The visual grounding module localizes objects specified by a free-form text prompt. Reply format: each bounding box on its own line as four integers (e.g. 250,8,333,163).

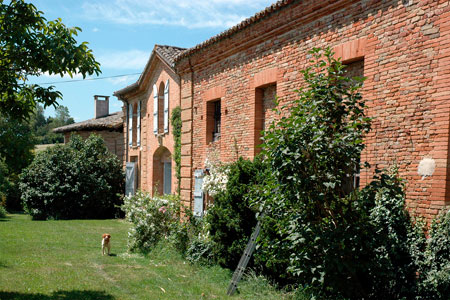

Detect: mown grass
0,214,294,300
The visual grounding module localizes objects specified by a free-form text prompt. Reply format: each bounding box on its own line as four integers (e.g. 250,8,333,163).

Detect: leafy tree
256,48,426,299
55,105,74,124
30,104,74,144
0,114,35,174
258,48,373,297
0,113,35,210
0,0,101,120
31,104,46,130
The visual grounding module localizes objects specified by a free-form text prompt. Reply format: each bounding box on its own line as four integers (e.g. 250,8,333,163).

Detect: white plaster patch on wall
418,157,436,180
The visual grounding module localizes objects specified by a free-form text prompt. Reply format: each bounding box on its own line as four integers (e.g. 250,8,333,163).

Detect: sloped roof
114,45,185,97
155,45,186,67
53,111,123,133
175,0,293,61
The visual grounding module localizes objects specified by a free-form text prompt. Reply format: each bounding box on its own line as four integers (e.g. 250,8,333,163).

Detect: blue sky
29,0,274,122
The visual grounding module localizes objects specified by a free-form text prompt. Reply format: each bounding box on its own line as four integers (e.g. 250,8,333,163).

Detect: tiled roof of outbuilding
175,0,294,62
53,111,123,133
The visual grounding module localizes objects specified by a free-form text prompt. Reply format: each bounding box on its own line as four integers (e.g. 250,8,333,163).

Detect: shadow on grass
0,215,10,222
0,290,115,300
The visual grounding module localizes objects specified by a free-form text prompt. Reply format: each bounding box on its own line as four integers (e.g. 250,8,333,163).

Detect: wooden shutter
193,169,204,217
128,103,133,146
153,84,158,135
125,162,137,196
137,101,141,146
164,79,169,133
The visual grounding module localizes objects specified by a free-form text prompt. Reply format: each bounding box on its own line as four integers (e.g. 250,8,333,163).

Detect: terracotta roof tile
114,45,185,97
155,45,186,67
53,111,123,133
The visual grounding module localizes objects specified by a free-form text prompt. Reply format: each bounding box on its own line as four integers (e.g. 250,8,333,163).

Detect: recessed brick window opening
343,58,364,191
206,99,221,143
255,83,276,152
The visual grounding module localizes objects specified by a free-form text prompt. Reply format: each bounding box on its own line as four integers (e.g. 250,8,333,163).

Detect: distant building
53,95,124,161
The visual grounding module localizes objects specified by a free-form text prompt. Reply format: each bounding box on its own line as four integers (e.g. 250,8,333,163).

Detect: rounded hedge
20,134,124,220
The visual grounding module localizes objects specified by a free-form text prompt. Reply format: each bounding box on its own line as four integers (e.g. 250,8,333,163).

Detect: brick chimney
94,95,109,118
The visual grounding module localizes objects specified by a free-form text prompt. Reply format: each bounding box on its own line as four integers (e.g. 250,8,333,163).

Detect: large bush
20,134,124,220
418,210,450,299
207,157,262,269
256,48,427,299
122,191,181,253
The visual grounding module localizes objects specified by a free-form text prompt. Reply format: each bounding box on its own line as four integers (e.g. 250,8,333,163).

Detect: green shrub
418,210,450,299
207,157,263,269
20,134,124,220
184,215,215,265
122,191,181,253
0,205,7,218
361,169,424,299
0,158,9,207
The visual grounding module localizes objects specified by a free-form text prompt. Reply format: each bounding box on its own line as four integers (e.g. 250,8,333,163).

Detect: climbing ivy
171,106,182,194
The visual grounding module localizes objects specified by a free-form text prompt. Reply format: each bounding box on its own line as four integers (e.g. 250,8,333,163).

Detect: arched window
153,146,172,195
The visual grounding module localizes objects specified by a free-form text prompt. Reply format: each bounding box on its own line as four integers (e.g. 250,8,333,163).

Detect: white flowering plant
202,146,229,197
122,191,180,253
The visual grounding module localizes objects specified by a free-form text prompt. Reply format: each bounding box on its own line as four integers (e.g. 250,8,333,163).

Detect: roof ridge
155,44,187,50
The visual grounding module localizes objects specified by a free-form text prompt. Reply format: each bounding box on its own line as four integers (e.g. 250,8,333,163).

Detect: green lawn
0,214,293,300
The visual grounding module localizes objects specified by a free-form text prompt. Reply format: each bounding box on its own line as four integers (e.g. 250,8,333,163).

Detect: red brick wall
177,0,450,221
121,57,181,196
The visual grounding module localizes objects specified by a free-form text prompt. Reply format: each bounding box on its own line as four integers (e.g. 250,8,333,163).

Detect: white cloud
107,74,139,85
82,0,273,29
92,27,99,32
97,50,149,70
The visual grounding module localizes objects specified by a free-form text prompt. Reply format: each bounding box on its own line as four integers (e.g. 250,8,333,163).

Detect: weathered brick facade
171,0,450,221
115,45,184,195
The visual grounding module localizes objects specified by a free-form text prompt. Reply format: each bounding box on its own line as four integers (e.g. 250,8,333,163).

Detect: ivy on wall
171,106,182,194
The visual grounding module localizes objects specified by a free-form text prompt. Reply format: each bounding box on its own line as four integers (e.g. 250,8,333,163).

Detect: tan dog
102,233,111,256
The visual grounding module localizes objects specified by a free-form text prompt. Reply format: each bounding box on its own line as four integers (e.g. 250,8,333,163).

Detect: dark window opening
213,100,221,142
206,99,221,144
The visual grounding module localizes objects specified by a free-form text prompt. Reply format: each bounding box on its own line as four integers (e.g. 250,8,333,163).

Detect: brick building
54,95,124,161
114,45,185,195
117,0,450,221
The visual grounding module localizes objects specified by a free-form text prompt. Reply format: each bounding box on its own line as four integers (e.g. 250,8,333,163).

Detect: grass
0,214,294,300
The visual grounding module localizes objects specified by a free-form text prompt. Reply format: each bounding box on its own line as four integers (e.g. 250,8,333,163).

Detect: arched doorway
152,146,172,195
